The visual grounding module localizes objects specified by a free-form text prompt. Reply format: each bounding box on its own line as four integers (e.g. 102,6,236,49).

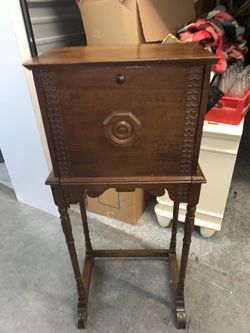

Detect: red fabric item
179,19,226,73
215,11,238,27
178,6,247,74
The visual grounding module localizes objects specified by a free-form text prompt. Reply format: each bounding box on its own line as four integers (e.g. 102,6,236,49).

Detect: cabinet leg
78,301,88,329
176,297,186,329
58,206,88,328
79,200,93,255
176,203,196,329
169,202,179,254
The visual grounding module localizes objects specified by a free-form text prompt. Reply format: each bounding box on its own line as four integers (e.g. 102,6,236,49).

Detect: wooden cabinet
25,43,217,329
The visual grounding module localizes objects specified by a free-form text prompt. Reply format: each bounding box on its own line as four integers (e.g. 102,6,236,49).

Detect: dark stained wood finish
36,64,203,178
169,253,180,292
93,249,169,258
25,44,217,330
191,65,213,174
24,43,217,68
79,200,93,255
170,202,180,253
58,205,86,298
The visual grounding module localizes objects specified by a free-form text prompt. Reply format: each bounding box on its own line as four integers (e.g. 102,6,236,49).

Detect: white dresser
154,120,244,237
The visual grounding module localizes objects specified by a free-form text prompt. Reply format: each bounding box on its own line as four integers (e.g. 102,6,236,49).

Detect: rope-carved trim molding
178,66,203,202
39,70,71,177
180,66,203,176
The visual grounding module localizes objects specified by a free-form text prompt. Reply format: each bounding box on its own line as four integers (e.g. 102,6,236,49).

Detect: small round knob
116,74,125,84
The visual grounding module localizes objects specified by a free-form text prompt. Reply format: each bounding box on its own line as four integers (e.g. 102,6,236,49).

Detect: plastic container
205,89,250,125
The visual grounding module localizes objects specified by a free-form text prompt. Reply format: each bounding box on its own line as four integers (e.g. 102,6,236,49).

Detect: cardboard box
77,0,196,45
77,0,144,45
87,189,151,225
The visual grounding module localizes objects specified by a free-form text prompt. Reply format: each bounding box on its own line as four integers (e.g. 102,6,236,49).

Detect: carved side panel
178,66,203,202
180,66,203,176
39,70,71,177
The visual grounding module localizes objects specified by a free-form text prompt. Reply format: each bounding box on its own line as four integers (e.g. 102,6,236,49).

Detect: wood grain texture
38,64,204,178
30,44,216,181
24,43,218,68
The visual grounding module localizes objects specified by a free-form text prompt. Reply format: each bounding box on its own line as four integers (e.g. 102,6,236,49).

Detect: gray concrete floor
0,146,250,333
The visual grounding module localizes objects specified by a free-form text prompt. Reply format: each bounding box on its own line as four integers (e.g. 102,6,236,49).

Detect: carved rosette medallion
103,112,141,147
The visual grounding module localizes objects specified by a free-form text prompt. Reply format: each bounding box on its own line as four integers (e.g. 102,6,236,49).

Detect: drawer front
40,65,203,178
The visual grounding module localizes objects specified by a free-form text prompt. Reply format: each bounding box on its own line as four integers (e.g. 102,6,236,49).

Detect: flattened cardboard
78,0,144,45
77,0,196,45
137,0,195,42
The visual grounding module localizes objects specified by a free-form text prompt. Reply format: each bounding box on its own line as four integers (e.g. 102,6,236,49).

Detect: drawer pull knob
116,74,125,84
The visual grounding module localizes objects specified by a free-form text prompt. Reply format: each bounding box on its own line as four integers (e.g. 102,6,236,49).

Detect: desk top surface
24,43,218,68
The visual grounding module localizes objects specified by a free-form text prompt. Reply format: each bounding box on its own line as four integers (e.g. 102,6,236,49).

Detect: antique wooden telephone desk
25,44,217,329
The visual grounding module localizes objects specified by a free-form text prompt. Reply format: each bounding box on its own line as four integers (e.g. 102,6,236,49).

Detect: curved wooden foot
176,297,186,329
77,303,87,329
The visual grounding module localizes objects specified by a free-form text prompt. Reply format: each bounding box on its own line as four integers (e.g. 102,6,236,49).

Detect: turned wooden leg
79,200,93,255
58,206,88,328
169,202,179,254
175,203,196,329
79,200,94,328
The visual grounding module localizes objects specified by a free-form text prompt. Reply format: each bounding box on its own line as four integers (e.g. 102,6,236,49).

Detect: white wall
0,2,57,215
